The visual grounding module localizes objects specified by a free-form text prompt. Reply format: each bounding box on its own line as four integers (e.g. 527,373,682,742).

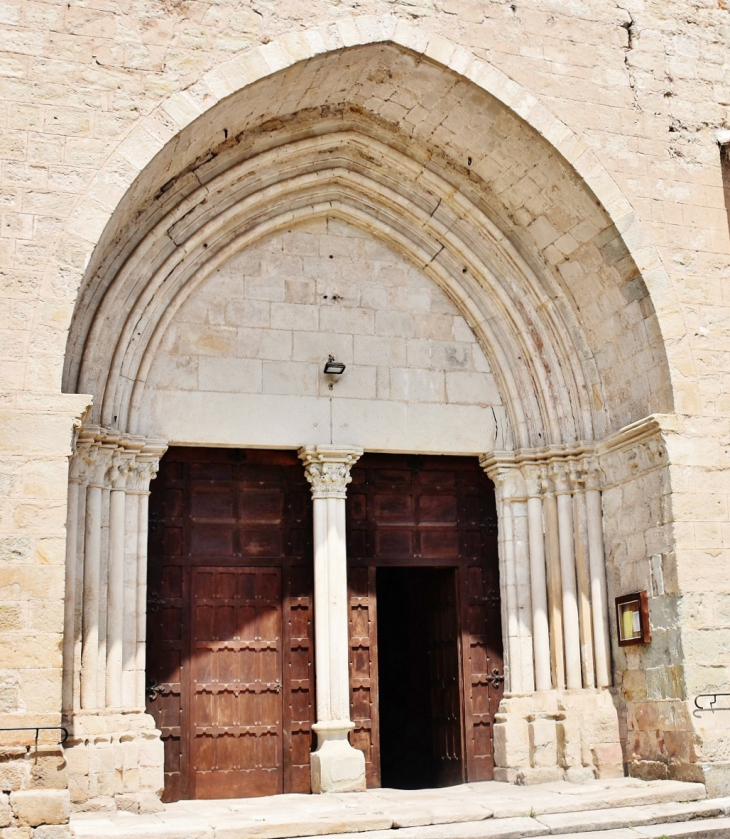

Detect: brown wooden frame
615,590,651,646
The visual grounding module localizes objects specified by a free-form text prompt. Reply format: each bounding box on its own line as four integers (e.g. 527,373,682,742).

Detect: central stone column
299,444,365,794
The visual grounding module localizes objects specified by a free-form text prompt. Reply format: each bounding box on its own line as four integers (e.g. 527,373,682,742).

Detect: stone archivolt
64,46,671,452
70,127,586,448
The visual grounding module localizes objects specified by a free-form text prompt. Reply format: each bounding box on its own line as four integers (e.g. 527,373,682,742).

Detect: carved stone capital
480,453,526,501
70,438,94,484
127,440,167,493
578,458,603,491
72,425,167,491
81,442,117,488
126,460,153,493
298,445,363,499
520,463,544,498
108,450,133,490
549,461,572,494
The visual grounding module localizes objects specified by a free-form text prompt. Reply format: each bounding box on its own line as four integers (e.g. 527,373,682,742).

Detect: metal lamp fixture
323,355,346,375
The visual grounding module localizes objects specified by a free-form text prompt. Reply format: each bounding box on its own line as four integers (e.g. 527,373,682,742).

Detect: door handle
272,681,282,693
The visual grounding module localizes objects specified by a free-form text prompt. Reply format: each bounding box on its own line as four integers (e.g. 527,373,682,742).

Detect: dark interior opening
376,566,463,789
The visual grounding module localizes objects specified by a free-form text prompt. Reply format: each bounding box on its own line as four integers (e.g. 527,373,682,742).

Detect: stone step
68,781,718,839
311,801,730,839
561,816,730,838
70,798,730,839
537,797,730,834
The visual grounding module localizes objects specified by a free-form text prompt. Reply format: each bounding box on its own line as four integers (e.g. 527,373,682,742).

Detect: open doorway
376,566,464,789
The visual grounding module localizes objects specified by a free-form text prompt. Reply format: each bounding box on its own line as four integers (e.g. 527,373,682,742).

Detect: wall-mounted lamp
323,355,346,375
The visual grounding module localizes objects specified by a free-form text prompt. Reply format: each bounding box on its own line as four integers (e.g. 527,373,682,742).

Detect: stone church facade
1,0,730,833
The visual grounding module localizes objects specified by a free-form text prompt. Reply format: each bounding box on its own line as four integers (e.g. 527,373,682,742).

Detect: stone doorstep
536,797,730,833
67,813,730,839
69,781,716,839
564,816,730,838
488,781,708,818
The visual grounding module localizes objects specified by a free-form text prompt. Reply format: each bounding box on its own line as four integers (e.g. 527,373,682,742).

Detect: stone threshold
70,778,723,839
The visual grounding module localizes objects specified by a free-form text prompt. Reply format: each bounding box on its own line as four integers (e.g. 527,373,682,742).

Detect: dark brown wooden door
146,448,314,801
427,569,464,786
347,454,503,787
189,566,283,798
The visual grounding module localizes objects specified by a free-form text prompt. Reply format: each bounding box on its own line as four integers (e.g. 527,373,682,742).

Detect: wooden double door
147,449,503,801
146,449,314,801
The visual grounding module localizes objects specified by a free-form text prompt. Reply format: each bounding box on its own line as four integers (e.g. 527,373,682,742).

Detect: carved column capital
298,445,363,499
109,451,136,490
72,426,167,492
566,458,602,492
583,461,603,491
480,453,525,500
520,463,544,498
81,442,117,488
549,461,572,494
126,442,167,494
70,439,94,484
126,459,157,493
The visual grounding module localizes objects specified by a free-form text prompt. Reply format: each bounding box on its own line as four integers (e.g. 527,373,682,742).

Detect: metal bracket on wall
693,694,730,717
0,726,69,747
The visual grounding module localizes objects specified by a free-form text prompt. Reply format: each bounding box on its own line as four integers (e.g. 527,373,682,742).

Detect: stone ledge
10,789,70,827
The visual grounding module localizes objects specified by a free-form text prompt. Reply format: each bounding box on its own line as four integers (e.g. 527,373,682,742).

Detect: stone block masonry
143,216,506,452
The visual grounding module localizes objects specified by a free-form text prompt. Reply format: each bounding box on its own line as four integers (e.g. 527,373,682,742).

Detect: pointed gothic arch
60,36,677,803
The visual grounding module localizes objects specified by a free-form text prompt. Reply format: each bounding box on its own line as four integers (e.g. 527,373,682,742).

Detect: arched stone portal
61,39,679,808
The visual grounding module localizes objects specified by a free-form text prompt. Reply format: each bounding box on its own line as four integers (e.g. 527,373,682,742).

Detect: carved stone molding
596,416,667,489
72,425,168,492
481,418,667,497
481,446,601,500
298,445,363,499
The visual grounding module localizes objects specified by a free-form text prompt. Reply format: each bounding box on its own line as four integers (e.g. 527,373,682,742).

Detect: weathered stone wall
601,427,687,784
666,416,730,796
0,393,86,835
0,0,728,814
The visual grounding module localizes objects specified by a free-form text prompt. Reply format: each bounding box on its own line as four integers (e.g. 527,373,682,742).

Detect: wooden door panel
460,492,503,781
428,569,464,787
189,525,233,557
374,530,413,557
346,454,502,788
419,529,459,558
190,566,283,799
189,487,235,519
419,494,457,524
283,564,314,792
147,448,314,801
348,566,380,787
372,494,414,523
146,559,185,801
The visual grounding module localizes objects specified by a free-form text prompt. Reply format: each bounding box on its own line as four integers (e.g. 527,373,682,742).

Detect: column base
63,711,164,812
494,689,623,783
311,721,366,794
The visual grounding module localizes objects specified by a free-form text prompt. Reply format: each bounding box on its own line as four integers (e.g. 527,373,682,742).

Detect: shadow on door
376,566,463,789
